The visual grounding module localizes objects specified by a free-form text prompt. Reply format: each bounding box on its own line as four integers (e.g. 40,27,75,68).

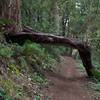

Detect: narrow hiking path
42,56,95,100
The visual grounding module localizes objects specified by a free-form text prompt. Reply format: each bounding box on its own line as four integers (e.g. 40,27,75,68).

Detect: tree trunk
5,31,94,77
51,2,61,35
0,0,22,33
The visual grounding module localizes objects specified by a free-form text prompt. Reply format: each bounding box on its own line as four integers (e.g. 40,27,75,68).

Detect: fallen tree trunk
5,32,94,76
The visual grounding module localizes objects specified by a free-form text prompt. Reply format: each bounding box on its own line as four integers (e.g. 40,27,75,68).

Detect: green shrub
0,43,13,57
23,42,44,56
34,95,41,100
42,54,56,70
93,83,100,92
15,87,25,99
91,69,100,79
22,42,57,70
31,73,48,86
7,62,20,76
0,77,15,95
12,44,24,56
0,90,13,100
19,57,28,69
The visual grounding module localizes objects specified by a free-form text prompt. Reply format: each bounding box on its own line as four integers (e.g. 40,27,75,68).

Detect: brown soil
42,56,95,100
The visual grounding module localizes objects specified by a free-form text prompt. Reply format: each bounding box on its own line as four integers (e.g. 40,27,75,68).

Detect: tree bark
5,31,94,77
0,0,22,33
51,1,61,35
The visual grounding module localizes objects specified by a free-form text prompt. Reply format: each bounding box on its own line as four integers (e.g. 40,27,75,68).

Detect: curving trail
42,57,94,100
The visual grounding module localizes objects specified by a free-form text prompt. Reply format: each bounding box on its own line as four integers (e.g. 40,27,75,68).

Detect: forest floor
42,56,95,100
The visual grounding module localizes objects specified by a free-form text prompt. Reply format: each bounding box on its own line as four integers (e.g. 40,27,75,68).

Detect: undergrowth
0,40,60,99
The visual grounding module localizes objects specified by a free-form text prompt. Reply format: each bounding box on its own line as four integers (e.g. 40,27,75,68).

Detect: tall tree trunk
51,2,61,35
0,0,22,33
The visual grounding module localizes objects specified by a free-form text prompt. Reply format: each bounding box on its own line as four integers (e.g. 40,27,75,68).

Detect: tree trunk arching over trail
0,0,97,77
5,31,94,77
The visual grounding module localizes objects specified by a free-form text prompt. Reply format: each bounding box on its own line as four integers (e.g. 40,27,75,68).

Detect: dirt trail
43,57,94,100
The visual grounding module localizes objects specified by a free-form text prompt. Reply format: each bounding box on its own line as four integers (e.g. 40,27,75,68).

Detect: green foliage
42,54,56,70
0,18,13,25
7,62,20,76
0,41,57,72
12,44,24,56
0,18,14,35
42,45,68,61
15,87,25,99
0,79,24,100
22,42,57,70
0,89,13,100
0,77,15,95
77,60,85,72
23,42,44,56
31,73,48,86
77,60,100,79
34,95,41,100
19,57,28,69
21,0,56,32
93,83,100,92
91,69,100,79
0,43,13,57
34,95,50,100
0,42,57,99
